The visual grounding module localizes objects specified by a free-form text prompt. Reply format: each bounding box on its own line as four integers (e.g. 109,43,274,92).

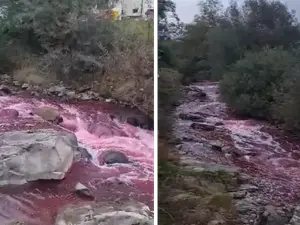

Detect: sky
173,0,300,23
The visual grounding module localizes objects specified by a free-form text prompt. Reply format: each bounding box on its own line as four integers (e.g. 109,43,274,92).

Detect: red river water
0,95,154,224
175,82,300,207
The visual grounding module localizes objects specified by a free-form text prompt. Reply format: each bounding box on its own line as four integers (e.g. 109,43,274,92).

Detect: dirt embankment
0,72,153,130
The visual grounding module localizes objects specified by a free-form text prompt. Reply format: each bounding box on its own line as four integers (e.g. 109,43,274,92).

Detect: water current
0,95,153,224
174,82,300,207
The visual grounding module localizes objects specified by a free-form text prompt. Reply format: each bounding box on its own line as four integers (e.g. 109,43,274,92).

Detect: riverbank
0,82,154,225
159,82,300,225
0,73,153,130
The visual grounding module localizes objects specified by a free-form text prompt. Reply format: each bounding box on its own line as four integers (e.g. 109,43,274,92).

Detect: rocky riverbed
0,75,154,225
171,82,300,225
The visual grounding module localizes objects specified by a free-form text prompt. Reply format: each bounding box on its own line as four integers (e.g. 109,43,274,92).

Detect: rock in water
126,116,154,130
75,182,94,199
54,200,154,225
191,122,215,131
21,83,29,90
178,113,205,122
210,140,223,151
74,147,92,162
0,84,12,94
32,107,63,124
0,129,77,186
101,150,129,165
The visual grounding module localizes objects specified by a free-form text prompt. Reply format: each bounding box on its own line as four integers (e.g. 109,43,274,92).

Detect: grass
115,19,154,42
158,139,240,225
13,67,53,86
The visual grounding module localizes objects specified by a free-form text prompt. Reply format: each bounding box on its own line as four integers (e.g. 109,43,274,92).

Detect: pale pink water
0,95,153,225
175,82,300,206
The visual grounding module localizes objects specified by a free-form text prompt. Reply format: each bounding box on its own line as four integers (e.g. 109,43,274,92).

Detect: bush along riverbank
0,0,154,119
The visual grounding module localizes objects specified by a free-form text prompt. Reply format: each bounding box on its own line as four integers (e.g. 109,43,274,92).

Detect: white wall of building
114,0,155,17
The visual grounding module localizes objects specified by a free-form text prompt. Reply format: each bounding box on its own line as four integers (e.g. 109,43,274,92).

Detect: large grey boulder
55,200,154,225
0,129,77,186
288,205,300,225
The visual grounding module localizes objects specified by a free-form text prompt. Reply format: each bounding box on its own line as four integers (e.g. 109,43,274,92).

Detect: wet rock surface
100,150,130,165
32,107,63,124
75,182,94,199
54,200,154,225
0,79,154,225
0,129,76,185
74,147,92,162
173,82,300,225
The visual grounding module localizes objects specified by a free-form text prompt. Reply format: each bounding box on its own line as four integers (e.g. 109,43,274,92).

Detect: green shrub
272,65,300,132
220,47,297,119
115,19,154,42
158,68,182,137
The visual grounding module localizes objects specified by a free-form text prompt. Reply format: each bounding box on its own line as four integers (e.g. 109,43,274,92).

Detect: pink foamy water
0,95,153,225
175,82,300,206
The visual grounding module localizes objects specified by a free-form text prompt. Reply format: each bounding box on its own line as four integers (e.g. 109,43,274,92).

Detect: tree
220,47,297,119
1,0,113,51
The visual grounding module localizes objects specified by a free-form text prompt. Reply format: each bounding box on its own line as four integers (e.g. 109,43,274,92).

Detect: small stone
48,86,66,95
1,74,10,81
65,91,76,98
215,121,224,126
178,113,205,122
75,182,94,199
100,150,129,165
32,107,63,124
240,184,259,192
13,81,21,87
105,98,112,103
208,219,226,225
238,174,252,184
210,140,223,151
191,122,215,131
80,93,93,101
0,84,11,94
233,191,247,199
31,91,39,97
21,83,29,90
78,85,91,93
74,147,92,162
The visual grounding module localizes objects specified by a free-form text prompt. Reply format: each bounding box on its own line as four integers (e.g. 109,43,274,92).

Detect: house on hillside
110,0,153,19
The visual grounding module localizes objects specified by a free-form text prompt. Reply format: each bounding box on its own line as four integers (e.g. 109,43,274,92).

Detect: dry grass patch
158,140,239,225
13,67,54,86
95,40,153,117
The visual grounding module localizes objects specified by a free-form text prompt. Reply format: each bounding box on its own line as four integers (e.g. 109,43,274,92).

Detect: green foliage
158,68,182,137
0,0,151,74
272,65,300,132
2,0,111,48
116,19,154,42
159,0,300,133
178,0,300,83
220,47,297,119
0,0,154,117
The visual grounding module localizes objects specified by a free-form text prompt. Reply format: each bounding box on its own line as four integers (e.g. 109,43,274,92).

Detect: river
174,82,300,208
0,95,154,224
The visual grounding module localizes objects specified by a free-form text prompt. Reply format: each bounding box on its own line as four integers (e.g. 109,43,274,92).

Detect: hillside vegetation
158,0,300,224
0,0,154,117
159,0,300,132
